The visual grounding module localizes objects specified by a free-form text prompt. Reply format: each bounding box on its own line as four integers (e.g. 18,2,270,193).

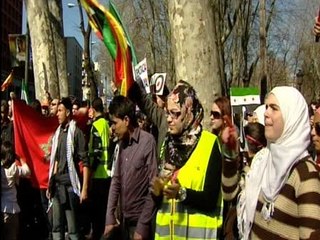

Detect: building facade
1,0,24,99
65,37,83,101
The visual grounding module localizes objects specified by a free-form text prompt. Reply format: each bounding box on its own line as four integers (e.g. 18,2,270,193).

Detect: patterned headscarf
162,80,204,169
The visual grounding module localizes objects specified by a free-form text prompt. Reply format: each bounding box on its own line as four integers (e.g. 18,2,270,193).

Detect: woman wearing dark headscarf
151,80,223,240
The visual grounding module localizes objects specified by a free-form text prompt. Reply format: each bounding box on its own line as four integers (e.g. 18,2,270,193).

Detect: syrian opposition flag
80,0,136,96
1,70,14,92
13,99,59,189
229,87,260,106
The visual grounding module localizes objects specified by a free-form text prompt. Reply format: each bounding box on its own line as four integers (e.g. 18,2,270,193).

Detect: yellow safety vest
89,117,109,179
155,131,223,240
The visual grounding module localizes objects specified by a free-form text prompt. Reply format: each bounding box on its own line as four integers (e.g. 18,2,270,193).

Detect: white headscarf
239,86,310,239
253,104,265,125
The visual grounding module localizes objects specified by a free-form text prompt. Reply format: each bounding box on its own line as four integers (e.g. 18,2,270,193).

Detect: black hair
162,85,170,97
92,97,104,113
244,122,267,154
1,141,15,168
59,97,72,113
30,99,42,114
109,95,138,127
71,98,81,108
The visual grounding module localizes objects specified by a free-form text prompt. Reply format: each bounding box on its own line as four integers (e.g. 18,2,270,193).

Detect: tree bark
168,0,221,129
48,0,68,97
25,0,67,100
77,0,97,101
259,0,267,99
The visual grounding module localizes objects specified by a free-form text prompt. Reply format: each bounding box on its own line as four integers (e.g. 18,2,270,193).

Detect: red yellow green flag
80,0,135,96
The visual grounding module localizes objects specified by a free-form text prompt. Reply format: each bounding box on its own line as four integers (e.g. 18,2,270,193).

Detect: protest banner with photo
8,34,26,67
135,58,150,93
151,73,166,95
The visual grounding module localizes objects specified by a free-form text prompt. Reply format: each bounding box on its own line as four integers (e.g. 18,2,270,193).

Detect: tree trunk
168,0,221,129
25,0,67,100
77,0,97,101
259,0,268,99
48,0,68,97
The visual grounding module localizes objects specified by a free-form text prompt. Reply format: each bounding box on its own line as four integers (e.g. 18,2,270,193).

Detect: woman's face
311,112,320,152
210,103,223,133
264,94,284,142
166,97,187,136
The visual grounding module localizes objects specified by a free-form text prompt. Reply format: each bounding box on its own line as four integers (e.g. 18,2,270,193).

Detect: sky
22,1,99,48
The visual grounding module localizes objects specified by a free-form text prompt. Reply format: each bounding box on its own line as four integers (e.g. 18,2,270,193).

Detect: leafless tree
25,0,68,100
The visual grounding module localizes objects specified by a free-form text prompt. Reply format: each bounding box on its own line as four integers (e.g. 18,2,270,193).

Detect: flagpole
24,22,29,93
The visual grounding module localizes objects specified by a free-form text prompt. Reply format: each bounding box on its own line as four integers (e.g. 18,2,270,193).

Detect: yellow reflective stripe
159,201,223,217
156,225,219,239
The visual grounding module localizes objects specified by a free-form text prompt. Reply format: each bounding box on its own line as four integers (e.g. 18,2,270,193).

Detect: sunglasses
210,111,222,119
313,122,320,135
165,110,181,119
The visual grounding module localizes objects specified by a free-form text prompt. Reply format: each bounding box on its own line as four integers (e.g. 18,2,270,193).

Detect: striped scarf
49,120,81,196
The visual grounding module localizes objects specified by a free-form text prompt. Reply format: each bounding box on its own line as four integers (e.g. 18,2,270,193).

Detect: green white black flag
229,87,260,106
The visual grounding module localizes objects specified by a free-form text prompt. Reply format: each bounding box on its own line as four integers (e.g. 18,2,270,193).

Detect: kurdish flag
80,0,136,96
229,87,260,106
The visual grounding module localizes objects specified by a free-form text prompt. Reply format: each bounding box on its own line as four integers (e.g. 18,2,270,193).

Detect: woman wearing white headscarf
222,86,320,239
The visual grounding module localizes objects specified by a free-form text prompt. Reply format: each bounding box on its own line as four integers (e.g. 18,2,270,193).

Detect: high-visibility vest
155,131,223,240
89,117,109,179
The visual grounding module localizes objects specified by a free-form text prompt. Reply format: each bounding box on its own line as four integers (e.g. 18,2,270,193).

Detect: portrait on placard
8,34,26,67
135,58,150,93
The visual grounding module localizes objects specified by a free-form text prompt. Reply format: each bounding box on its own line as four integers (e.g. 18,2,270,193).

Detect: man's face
264,94,284,143
1,105,7,122
50,99,59,116
72,104,79,115
110,115,129,140
57,104,70,125
311,112,320,152
88,107,94,119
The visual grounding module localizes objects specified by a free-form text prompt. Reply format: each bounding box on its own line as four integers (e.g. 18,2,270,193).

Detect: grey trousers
52,185,80,240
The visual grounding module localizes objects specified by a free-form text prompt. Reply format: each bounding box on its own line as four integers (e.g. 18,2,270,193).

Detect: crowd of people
1,79,320,240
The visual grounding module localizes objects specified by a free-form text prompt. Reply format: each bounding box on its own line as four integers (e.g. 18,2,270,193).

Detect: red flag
13,99,59,189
